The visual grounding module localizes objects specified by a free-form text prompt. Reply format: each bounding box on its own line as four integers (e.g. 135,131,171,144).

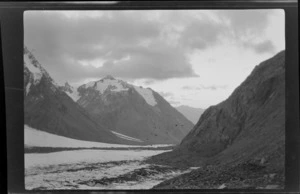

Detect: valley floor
25,149,197,190
25,125,197,190
24,125,284,190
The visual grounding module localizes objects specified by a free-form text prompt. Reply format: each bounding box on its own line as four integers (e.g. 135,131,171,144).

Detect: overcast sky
24,10,285,109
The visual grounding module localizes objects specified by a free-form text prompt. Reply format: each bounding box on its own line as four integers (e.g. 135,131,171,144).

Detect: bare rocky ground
77,164,185,188
148,140,284,189
151,155,284,189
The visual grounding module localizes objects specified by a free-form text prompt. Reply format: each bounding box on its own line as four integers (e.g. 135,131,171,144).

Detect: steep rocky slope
24,47,140,145
74,76,194,144
149,51,285,189
176,105,205,124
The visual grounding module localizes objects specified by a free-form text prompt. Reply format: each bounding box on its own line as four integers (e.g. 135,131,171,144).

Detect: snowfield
133,86,157,106
96,79,129,93
83,77,129,94
111,131,143,143
25,125,173,148
25,149,170,169
65,87,80,102
78,76,158,107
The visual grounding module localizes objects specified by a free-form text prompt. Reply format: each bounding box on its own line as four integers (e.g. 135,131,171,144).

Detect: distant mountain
175,105,205,124
58,82,80,102
69,76,194,144
24,47,141,145
150,51,285,189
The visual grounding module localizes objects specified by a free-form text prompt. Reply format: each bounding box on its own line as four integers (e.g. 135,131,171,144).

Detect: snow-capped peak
24,46,59,95
79,76,158,106
60,82,80,102
24,46,55,84
82,76,129,94
102,75,116,80
61,82,74,93
24,48,43,85
65,82,71,89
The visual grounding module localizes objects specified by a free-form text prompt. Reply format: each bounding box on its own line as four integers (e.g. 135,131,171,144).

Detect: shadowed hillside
149,51,285,189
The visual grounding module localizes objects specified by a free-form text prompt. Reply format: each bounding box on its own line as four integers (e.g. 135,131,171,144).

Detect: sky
24,10,285,109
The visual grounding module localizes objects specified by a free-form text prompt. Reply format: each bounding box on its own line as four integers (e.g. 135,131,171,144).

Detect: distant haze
176,105,205,124
24,10,285,108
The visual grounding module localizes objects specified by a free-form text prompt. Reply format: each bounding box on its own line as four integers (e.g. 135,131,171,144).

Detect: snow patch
65,87,80,101
133,86,157,106
79,77,158,107
95,79,128,93
85,81,96,88
83,79,129,94
26,82,31,95
25,125,173,148
25,125,138,148
111,131,143,143
24,53,42,84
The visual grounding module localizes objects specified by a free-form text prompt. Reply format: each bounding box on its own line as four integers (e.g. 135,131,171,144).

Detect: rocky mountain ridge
74,75,194,144
24,46,193,145
149,50,285,189
24,47,142,145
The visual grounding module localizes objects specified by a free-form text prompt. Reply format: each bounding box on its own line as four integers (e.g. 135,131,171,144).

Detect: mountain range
24,46,194,145
62,75,193,144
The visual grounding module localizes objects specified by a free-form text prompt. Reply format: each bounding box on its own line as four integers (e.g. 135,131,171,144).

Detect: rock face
175,105,205,124
149,51,285,188
58,82,80,102
180,50,285,159
75,76,194,144
24,47,139,145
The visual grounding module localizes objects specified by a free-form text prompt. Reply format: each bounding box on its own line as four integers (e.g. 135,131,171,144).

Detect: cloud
179,19,224,50
243,40,275,54
101,44,199,80
143,79,156,85
24,10,279,85
167,100,181,105
182,86,193,90
158,91,174,98
218,10,272,37
24,11,199,83
182,84,227,91
216,10,277,53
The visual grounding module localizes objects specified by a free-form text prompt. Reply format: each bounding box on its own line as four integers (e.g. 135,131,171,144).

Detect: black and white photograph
23,10,285,190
